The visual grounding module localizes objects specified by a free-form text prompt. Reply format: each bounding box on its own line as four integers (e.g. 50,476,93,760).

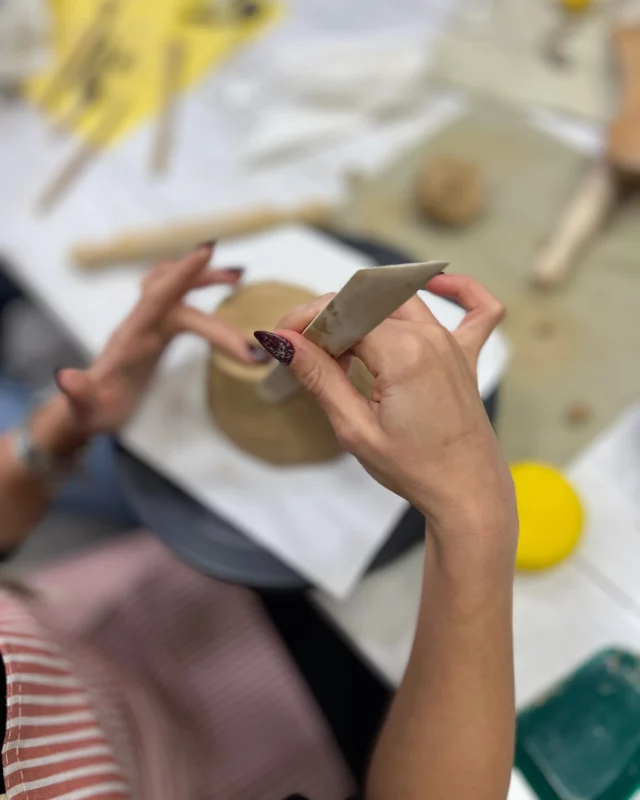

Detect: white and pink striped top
0,534,355,800
0,593,131,800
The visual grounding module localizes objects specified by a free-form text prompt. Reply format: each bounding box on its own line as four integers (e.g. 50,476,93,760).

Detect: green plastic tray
516,649,640,800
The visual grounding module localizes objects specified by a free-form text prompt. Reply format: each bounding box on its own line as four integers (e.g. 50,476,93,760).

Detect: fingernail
225,266,245,277
247,343,271,363
253,331,294,365
196,239,216,251
53,367,65,391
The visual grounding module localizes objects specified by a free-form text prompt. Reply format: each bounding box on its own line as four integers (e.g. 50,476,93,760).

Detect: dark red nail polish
248,343,271,363
253,331,294,365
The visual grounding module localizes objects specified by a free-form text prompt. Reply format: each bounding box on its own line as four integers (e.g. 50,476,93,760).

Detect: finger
349,319,401,377
256,329,376,448
390,292,438,323
275,293,336,333
172,306,268,365
191,267,244,289
146,244,214,302
134,246,215,331
426,274,505,358
54,368,97,419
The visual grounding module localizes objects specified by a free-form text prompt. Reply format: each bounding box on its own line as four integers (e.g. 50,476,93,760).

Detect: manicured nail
196,239,216,251
247,343,271,363
53,367,65,391
224,266,245,277
253,331,294,365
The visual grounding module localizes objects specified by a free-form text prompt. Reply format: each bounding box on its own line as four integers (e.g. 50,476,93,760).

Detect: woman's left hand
54,243,267,436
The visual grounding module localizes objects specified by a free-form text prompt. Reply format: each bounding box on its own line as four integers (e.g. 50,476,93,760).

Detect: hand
54,243,269,437
254,274,517,557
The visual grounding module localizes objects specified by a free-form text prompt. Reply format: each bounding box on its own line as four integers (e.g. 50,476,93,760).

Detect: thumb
54,368,98,421
255,329,374,441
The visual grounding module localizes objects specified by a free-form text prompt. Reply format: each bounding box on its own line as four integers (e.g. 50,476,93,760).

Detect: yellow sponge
511,462,584,570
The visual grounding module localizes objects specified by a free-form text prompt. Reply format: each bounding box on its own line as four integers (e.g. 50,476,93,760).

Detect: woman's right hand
255,274,517,561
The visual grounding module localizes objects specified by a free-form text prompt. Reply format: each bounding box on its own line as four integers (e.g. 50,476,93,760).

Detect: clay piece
207,281,342,465
417,154,486,227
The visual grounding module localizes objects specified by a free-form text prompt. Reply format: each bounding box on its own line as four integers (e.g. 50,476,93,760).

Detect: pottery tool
258,260,447,403
71,201,332,267
38,0,118,111
532,24,640,289
52,36,113,134
150,38,186,174
36,101,127,213
543,0,594,68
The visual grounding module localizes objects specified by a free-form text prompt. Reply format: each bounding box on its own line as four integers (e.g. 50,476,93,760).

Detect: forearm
367,526,516,800
0,395,88,550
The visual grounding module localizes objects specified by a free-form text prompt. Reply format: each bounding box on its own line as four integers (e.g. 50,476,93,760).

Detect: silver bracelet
10,418,81,485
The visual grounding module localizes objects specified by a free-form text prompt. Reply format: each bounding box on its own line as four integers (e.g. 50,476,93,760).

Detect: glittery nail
195,239,216,251
247,343,271,363
253,331,294,365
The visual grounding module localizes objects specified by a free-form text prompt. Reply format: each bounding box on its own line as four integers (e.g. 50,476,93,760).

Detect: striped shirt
0,534,354,800
0,595,131,799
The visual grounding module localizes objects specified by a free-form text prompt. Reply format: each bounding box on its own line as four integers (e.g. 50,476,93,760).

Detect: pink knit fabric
13,533,355,800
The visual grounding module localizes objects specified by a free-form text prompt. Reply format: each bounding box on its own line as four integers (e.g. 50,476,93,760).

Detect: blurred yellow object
560,0,593,13
27,0,283,147
511,462,584,570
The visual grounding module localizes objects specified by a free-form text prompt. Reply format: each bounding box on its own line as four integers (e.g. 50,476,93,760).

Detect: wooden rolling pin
532,25,640,288
532,163,617,289
71,201,333,268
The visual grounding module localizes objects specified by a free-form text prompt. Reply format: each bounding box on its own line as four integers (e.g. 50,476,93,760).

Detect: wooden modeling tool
258,261,447,403
52,38,112,134
71,201,332,268
39,0,118,112
150,39,186,175
37,102,127,213
532,24,640,289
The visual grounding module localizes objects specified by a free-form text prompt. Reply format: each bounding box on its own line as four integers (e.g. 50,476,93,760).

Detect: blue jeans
0,375,137,529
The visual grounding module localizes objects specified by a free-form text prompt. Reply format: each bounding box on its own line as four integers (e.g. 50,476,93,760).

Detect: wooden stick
39,0,117,111
71,202,333,268
150,39,186,175
531,163,617,289
36,102,127,213
52,38,111,135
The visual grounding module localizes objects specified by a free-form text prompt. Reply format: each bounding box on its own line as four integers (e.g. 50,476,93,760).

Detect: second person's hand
54,243,269,438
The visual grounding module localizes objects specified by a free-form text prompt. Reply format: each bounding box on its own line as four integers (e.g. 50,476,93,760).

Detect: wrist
29,394,91,459
426,514,518,583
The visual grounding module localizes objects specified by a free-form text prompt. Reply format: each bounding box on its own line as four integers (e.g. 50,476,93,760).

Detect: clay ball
417,155,486,227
